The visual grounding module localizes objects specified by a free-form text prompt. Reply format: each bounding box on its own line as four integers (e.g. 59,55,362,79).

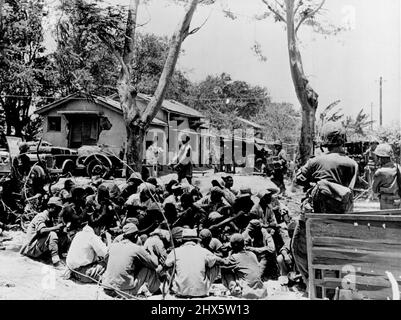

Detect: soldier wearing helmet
20,197,65,267
12,142,31,179
292,121,358,284
269,140,288,195
363,138,380,189
372,144,401,210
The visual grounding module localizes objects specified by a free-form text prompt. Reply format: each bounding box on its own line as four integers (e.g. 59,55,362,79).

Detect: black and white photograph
0,0,401,307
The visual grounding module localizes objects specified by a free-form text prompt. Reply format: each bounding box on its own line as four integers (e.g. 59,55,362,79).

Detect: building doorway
68,116,99,148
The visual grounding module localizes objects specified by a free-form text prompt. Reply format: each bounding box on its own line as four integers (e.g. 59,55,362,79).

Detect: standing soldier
12,142,31,180
169,134,193,185
363,139,380,188
372,144,401,210
271,141,288,195
293,122,358,286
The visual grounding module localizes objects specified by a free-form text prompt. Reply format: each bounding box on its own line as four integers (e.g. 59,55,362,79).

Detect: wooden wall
306,212,401,300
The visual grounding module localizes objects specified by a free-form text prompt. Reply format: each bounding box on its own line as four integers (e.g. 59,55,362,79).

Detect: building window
48,116,61,131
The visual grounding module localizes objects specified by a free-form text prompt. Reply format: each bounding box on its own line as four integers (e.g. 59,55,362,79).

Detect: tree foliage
187,73,270,130
0,0,51,136
256,0,345,164
54,0,122,96
54,1,195,101
254,102,301,144
317,101,375,142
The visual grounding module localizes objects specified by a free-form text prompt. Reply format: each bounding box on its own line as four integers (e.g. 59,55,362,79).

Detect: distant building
35,92,209,165
36,92,271,170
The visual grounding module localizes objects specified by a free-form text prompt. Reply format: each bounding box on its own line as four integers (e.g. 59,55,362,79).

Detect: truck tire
87,157,112,179
62,159,76,175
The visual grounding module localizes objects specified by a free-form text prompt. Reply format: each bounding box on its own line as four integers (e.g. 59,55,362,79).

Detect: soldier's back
302,152,358,187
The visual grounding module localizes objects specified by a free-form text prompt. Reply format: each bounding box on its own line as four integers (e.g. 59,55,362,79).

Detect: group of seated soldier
19,171,300,299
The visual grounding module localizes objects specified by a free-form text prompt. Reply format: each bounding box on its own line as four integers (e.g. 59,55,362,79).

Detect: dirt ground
0,172,378,300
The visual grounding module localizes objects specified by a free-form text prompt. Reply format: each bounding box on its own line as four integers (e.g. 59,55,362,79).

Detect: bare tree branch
295,0,326,34
274,0,285,11
186,8,212,38
294,0,303,16
262,0,286,23
136,5,151,28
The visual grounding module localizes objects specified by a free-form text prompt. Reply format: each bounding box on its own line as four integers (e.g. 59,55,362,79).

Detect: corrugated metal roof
36,92,205,119
100,93,204,118
136,93,204,118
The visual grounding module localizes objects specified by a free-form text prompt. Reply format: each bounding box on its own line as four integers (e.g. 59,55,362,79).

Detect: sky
44,0,401,127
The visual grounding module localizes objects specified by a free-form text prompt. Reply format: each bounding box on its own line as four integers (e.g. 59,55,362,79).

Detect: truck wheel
87,158,111,179
62,159,76,175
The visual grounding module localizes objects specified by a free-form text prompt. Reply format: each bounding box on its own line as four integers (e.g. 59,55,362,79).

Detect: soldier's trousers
104,267,161,298
291,219,308,283
20,231,59,261
272,171,286,194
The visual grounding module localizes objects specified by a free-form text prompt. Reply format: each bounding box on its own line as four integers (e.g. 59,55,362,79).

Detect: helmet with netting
320,122,347,147
374,143,393,158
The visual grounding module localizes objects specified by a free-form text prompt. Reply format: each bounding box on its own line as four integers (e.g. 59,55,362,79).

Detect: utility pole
379,76,383,126
370,102,373,131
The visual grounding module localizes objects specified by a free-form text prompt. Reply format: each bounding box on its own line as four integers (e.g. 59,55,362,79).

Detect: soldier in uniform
363,139,380,188
169,134,193,185
372,143,401,210
270,141,288,195
292,122,358,285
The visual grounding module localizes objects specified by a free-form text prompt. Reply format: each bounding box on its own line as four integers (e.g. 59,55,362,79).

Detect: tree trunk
125,120,145,173
119,0,199,175
141,0,199,124
285,0,319,165
117,0,141,173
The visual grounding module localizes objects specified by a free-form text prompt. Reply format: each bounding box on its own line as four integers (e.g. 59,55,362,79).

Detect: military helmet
374,143,393,158
273,140,283,147
19,142,29,153
320,122,347,147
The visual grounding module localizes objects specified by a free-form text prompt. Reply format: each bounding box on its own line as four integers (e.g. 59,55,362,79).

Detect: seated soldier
65,218,110,283
250,187,280,227
12,142,31,178
163,183,183,208
190,186,203,202
196,186,231,216
124,183,161,228
108,183,125,208
146,177,164,202
59,179,75,203
164,229,227,298
20,197,65,267
242,219,279,281
221,176,239,196
211,178,236,206
199,228,223,257
143,228,170,266
232,187,256,231
120,172,142,201
163,179,178,199
27,164,47,197
102,223,161,298
174,192,207,230
85,184,117,230
221,233,265,298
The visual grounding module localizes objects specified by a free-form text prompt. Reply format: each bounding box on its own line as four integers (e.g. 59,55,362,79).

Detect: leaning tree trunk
119,0,199,175
285,0,319,165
